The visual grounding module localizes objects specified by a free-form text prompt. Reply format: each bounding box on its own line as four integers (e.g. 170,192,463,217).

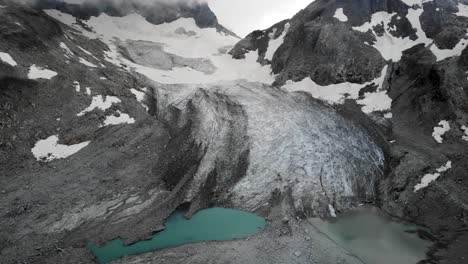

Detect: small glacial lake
309,206,433,264
88,207,267,264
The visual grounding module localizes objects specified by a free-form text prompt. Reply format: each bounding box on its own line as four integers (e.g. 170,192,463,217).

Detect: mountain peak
29,0,239,37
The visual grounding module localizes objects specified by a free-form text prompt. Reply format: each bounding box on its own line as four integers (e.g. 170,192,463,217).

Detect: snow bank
455,3,468,17
430,36,468,61
283,65,390,113
264,23,290,61
31,135,90,162
333,8,348,22
432,120,450,143
60,42,73,57
130,88,149,111
328,204,337,217
101,110,135,127
77,95,121,116
414,161,452,192
0,52,17,66
27,65,57,80
79,57,98,68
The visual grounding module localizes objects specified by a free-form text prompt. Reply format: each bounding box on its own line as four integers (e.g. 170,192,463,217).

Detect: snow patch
77,95,121,116
31,135,90,162
130,88,149,111
60,42,73,57
85,87,92,95
283,65,390,113
46,11,275,84
430,37,468,61
79,57,98,68
357,89,392,113
352,9,431,61
101,110,135,127
264,23,290,61
0,52,17,66
384,112,393,119
461,125,468,141
333,8,348,22
73,81,81,92
455,3,468,18
27,65,57,80
414,161,452,192
328,204,337,218
432,120,450,143
78,46,101,62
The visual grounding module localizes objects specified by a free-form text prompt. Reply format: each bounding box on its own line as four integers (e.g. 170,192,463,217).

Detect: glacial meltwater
309,206,432,264
88,207,267,264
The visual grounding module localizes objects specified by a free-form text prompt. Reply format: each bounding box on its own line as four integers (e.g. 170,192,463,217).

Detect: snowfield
44,10,275,84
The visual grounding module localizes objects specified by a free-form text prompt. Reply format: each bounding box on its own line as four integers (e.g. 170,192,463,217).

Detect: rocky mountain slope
231,0,468,262
0,0,467,263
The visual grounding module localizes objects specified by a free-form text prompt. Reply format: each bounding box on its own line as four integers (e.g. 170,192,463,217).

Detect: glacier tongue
152,80,385,215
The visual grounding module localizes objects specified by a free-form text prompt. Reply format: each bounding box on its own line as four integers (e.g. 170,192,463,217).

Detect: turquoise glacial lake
88,207,267,264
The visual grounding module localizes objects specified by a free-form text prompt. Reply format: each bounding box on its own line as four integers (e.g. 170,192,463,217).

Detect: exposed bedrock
379,44,468,263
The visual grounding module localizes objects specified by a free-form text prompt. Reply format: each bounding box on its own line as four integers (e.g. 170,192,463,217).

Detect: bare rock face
230,0,468,263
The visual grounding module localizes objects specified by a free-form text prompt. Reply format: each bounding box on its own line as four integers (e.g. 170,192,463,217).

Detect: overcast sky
206,0,313,37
